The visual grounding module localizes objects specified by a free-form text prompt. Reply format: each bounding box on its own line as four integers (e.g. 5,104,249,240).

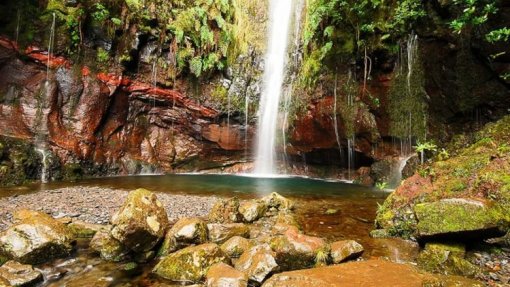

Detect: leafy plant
376,182,388,190
415,141,438,164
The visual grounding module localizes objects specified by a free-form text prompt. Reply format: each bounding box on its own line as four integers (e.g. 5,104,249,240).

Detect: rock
153,243,230,283
269,226,329,270
90,229,130,262
0,210,74,264
208,197,242,223
0,261,42,287
159,218,208,256
0,277,10,287
261,193,293,211
414,199,506,240
234,244,278,283
417,242,479,277
239,200,266,223
67,220,108,238
110,189,169,253
220,236,252,259
273,212,301,233
206,262,248,287
207,224,250,244
369,229,390,238
261,259,483,287
330,240,364,264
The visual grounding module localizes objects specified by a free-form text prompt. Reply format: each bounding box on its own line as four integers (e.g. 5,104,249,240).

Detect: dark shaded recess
289,148,374,169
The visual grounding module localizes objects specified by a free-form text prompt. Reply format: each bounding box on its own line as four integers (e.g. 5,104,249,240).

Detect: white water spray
254,0,293,175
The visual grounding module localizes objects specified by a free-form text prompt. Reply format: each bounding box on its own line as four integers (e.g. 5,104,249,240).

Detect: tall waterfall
253,0,293,175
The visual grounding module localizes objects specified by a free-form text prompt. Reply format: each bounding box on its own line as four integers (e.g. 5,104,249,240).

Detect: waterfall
253,0,293,175
333,71,342,161
36,149,49,183
406,32,418,94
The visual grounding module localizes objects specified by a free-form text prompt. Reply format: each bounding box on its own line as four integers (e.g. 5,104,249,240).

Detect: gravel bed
0,187,218,230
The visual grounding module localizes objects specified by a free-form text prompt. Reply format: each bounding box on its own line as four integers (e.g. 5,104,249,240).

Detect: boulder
234,244,278,284
0,210,74,264
414,199,506,240
0,261,42,287
153,243,230,283
330,240,364,264
273,212,301,233
239,200,266,223
417,242,479,277
159,218,208,256
208,197,242,223
90,229,130,262
269,227,328,270
207,224,250,244
261,193,293,211
110,189,169,253
206,262,248,287
66,220,108,239
220,236,252,259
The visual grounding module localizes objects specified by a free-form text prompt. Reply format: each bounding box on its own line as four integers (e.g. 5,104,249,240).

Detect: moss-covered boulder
330,240,364,264
90,229,130,262
417,242,479,278
66,220,108,239
111,189,169,253
206,262,248,287
239,200,267,223
261,193,294,212
159,218,208,256
220,236,252,259
208,197,243,224
207,224,250,244
0,261,42,287
153,243,230,283
0,210,74,265
269,226,329,270
414,199,507,240
234,244,278,284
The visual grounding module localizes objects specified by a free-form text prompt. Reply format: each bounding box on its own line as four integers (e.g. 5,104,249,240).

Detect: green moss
418,242,479,277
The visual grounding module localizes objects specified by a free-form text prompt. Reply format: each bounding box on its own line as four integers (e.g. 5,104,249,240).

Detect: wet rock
208,197,242,224
90,229,130,262
414,199,506,240
111,189,169,253
66,220,108,238
269,226,328,270
234,244,278,284
207,224,250,244
0,261,42,287
0,210,74,265
417,242,479,277
330,240,364,263
206,262,248,287
159,218,208,256
220,236,252,259
239,200,266,223
153,243,230,283
261,193,293,211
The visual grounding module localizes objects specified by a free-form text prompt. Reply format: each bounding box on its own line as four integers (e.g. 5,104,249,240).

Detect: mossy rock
208,197,242,224
414,199,508,240
220,236,252,259
67,221,107,239
159,217,208,256
153,243,230,283
90,229,130,262
417,242,479,278
207,223,250,244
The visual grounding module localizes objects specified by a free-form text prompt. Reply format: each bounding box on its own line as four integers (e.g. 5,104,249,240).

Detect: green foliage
486,27,510,43
92,3,110,22
96,47,109,64
415,141,437,153
376,181,388,190
449,0,498,33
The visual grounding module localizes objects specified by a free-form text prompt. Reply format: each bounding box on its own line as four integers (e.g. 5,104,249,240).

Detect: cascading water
253,0,293,175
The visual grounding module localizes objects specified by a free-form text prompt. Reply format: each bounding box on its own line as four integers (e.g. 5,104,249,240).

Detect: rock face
153,243,230,283
0,261,42,287
208,198,242,224
330,240,364,264
261,259,483,287
414,199,505,240
234,244,278,283
159,218,208,256
110,189,169,252
0,210,74,264
207,224,250,244
206,263,248,287
90,230,130,262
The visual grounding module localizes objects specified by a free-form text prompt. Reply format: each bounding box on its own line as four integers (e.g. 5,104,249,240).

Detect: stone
67,220,108,238
414,199,506,240
220,236,252,259
111,189,169,253
159,218,208,256
153,243,230,283
0,210,74,265
206,262,248,287
90,229,130,262
234,244,278,284
417,242,479,277
369,229,390,238
261,259,483,287
269,226,329,270
261,193,293,211
330,240,364,264
273,212,301,233
0,261,42,287
207,224,250,244
239,200,266,223
0,277,10,287
208,197,242,223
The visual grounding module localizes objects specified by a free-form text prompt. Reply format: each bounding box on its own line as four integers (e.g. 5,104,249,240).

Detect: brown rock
234,244,278,283
330,240,364,263
159,218,208,256
220,236,252,259
0,261,42,287
206,262,248,287
208,197,242,224
207,224,250,244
